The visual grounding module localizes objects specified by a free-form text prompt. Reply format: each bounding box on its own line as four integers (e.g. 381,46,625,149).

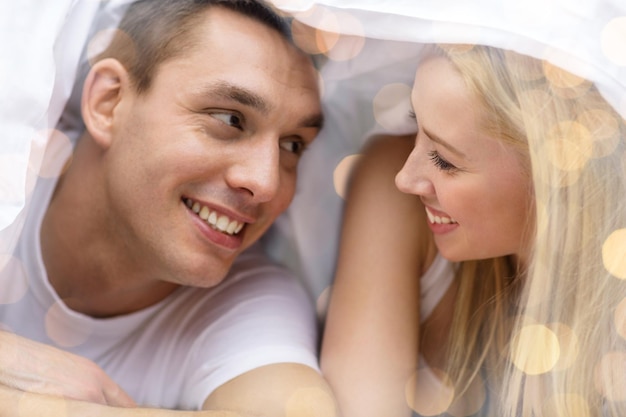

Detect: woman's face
395,55,533,263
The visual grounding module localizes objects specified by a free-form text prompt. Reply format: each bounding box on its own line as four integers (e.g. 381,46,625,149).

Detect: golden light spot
594,351,626,402
543,61,591,99
291,20,339,55
602,228,626,279
542,393,590,417
447,373,486,417
319,12,365,62
45,300,92,348
576,109,620,158
333,154,362,199
547,322,579,371
87,28,129,66
316,286,331,322
601,17,626,66
372,83,413,131
405,368,455,416
285,387,338,417
0,254,28,305
614,297,626,340
511,324,560,375
543,121,593,172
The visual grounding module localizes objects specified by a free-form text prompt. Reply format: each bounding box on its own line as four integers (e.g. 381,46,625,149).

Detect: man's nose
225,136,281,203
395,146,435,197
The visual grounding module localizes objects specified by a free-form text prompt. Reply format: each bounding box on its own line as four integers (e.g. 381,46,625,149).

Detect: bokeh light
323,12,365,62
291,19,339,55
576,109,621,158
0,254,28,305
289,6,365,61
333,154,362,199
543,121,593,173
285,387,338,417
405,368,455,416
511,324,560,375
602,228,626,279
543,61,591,99
45,300,92,348
594,351,626,402
601,17,626,66
372,83,413,131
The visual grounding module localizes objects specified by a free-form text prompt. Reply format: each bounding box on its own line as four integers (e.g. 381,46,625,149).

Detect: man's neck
39,134,178,318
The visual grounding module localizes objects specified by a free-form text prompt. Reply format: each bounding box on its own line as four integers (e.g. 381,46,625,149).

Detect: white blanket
1,0,624,305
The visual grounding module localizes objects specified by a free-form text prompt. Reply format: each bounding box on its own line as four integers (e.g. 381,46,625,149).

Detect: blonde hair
434,45,626,416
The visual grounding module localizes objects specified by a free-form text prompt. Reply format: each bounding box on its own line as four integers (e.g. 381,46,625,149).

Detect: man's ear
81,58,131,149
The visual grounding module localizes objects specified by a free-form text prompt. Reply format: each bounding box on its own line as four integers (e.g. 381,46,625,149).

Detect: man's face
103,7,322,287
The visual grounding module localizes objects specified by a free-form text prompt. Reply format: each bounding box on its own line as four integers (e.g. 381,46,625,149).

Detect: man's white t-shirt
0,172,320,410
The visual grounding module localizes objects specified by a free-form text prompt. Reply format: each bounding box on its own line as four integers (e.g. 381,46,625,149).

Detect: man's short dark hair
98,0,292,93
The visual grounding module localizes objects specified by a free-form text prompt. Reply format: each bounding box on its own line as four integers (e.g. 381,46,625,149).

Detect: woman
321,44,626,416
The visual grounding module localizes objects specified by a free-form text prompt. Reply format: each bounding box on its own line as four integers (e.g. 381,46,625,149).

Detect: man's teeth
425,207,457,225
184,198,245,235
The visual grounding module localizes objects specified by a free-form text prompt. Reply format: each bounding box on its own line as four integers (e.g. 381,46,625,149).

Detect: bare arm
0,330,135,406
203,363,339,416
0,385,240,417
0,363,337,417
321,135,433,417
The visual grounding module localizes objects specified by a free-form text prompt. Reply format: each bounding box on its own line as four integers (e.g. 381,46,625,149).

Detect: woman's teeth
425,207,457,225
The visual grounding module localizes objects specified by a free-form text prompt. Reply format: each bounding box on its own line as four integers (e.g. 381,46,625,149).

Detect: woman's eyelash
428,150,456,171
408,110,416,120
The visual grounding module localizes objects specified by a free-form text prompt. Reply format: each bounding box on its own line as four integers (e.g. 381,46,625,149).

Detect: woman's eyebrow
423,127,466,158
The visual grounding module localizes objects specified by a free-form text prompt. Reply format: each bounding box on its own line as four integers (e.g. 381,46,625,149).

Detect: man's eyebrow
199,82,271,114
422,127,466,158
301,112,324,131
198,81,324,131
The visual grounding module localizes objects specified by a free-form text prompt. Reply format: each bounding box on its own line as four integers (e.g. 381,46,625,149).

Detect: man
0,0,337,415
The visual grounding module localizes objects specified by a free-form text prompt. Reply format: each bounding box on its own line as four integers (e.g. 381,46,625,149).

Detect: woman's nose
395,146,435,197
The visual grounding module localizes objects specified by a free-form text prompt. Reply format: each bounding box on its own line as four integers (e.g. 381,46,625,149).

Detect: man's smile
183,197,246,236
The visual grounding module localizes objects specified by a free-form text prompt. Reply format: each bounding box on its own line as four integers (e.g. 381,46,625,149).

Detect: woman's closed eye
429,150,457,172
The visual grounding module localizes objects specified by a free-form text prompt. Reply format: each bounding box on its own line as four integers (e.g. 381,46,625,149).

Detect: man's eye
280,139,306,155
211,112,243,130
